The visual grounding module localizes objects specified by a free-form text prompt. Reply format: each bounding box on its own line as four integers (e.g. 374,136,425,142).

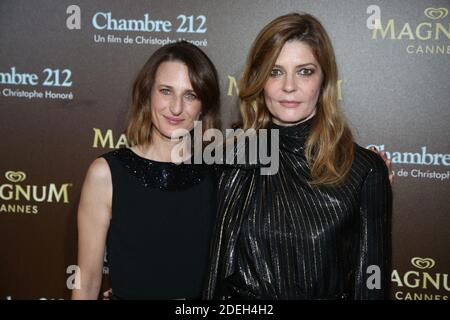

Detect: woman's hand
369,146,393,185
103,288,113,300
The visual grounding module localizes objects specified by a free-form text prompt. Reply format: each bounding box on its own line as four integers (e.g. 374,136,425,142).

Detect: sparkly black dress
101,148,215,299
204,117,392,300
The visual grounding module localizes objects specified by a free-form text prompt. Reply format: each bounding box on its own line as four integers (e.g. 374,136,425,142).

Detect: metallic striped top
204,117,392,300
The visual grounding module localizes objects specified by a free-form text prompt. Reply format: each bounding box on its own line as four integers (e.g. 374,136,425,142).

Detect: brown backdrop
0,0,449,300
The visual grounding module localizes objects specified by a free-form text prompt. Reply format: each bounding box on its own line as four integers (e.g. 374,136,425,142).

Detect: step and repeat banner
0,0,449,300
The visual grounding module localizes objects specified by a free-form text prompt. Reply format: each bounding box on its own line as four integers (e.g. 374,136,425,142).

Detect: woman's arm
71,158,112,300
353,154,392,300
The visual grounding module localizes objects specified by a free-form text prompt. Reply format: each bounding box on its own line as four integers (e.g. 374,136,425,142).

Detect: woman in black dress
205,13,392,300
72,41,220,299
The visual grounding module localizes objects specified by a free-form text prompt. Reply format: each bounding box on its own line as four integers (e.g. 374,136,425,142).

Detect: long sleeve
352,155,392,300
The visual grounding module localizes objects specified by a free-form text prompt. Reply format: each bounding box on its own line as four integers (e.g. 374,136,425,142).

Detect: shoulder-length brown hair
126,41,221,146
239,13,354,185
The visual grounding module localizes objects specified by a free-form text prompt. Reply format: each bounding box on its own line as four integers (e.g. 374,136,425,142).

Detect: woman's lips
279,100,301,108
164,115,184,125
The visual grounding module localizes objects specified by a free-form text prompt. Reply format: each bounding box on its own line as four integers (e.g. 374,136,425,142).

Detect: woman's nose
169,96,183,115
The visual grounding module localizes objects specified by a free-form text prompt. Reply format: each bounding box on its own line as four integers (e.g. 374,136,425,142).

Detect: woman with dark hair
72,41,221,299
204,13,392,300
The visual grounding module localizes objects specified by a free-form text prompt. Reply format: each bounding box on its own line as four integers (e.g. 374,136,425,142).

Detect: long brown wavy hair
126,41,221,146
239,13,354,185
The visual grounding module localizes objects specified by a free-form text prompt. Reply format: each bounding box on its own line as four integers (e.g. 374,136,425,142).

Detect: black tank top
101,148,215,299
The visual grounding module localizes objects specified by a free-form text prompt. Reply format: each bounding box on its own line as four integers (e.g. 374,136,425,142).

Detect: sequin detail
111,148,209,191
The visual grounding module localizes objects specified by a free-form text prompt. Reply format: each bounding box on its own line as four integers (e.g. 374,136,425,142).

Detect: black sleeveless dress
101,148,215,299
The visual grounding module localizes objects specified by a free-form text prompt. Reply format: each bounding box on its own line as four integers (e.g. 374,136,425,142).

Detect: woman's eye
270,68,283,77
298,68,314,76
160,88,171,95
185,93,198,101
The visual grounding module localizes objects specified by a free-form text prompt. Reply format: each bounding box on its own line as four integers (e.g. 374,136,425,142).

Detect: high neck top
268,116,315,156
204,117,392,300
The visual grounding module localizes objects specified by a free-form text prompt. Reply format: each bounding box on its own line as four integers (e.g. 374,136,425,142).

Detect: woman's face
264,40,323,126
150,61,202,140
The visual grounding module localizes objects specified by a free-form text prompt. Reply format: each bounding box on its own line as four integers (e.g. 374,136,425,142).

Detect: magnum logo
0,171,72,214
411,257,436,269
392,257,449,300
424,8,448,20
92,128,129,149
369,7,450,55
5,171,26,183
